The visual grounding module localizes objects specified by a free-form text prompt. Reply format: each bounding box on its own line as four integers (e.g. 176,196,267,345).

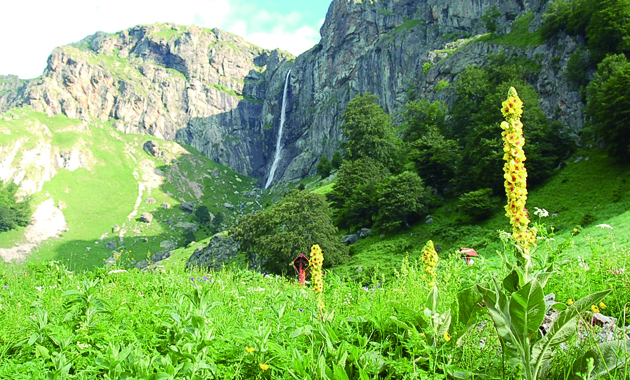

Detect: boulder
143,140,160,157
359,228,371,239
160,240,178,250
162,202,171,209
140,212,153,223
223,202,235,210
175,222,198,232
145,198,156,204
341,234,359,245
112,225,120,233
186,233,240,270
180,202,195,213
150,250,172,263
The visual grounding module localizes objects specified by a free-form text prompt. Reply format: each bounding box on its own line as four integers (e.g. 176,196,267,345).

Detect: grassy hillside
316,149,630,283
0,107,259,270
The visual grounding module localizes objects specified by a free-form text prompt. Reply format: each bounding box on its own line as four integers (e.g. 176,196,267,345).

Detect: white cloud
0,0,322,78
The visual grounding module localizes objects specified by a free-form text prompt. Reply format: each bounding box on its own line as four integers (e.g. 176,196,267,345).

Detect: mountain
0,0,585,189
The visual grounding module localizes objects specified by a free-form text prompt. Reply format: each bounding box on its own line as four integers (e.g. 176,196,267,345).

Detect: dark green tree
327,157,390,231
374,171,431,230
195,205,211,224
331,151,343,169
0,183,31,232
341,93,402,170
586,0,630,61
585,54,630,159
408,128,460,194
400,100,448,143
316,156,333,178
230,190,348,273
458,188,497,221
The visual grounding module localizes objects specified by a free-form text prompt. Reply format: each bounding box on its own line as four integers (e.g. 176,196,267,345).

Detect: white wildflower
533,207,549,218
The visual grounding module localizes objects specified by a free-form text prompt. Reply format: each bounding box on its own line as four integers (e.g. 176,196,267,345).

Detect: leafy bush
585,54,630,159
458,188,497,221
482,5,502,33
230,190,348,273
331,151,343,169
0,182,31,232
374,171,431,230
316,155,333,178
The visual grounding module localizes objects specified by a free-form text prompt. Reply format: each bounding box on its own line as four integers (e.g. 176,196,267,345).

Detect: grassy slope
0,107,258,270
320,150,630,282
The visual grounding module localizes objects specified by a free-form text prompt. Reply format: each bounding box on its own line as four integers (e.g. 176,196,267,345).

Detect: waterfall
265,70,291,189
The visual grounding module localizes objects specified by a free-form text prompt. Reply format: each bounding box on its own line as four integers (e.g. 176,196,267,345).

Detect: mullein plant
470,87,614,380
309,244,326,312
420,240,438,287
501,87,537,278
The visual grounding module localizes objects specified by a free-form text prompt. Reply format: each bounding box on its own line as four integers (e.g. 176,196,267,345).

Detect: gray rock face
1,1,584,188
359,228,371,239
186,233,240,270
143,141,160,157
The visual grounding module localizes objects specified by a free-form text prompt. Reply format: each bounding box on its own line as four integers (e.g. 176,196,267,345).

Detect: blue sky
0,0,332,79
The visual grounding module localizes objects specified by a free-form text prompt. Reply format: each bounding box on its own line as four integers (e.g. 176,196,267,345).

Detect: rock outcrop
1,0,583,188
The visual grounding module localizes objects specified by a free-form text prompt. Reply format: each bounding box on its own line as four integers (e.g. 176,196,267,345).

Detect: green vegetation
230,190,348,273
316,156,333,178
0,182,31,232
585,54,630,159
481,12,544,46
482,5,502,33
212,84,243,99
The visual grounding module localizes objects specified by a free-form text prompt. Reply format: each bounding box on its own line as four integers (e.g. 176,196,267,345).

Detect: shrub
458,188,497,221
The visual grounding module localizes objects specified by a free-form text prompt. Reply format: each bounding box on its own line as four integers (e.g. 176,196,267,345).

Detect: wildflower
573,228,578,233
599,302,607,310
245,346,255,354
591,305,600,313
190,277,194,282
501,87,536,256
298,308,303,312
421,240,439,280
444,331,451,342
533,207,549,218
309,244,324,294
567,299,574,306
429,282,436,287
259,363,270,371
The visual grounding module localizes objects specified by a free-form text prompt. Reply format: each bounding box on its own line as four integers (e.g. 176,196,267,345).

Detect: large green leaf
455,286,484,330
509,279,546,346
571,289,612,314
477,284,520,350
426,286,440,313
571,340,630,380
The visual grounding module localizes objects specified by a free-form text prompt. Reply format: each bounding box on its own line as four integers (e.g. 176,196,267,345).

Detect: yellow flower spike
567,299,574,306
599,302,607,310
501,87,536,257
421,240,439,281
591,305,600,313
245,346,255,354
444,331,451,342
259,363,270,371
309,244,324,294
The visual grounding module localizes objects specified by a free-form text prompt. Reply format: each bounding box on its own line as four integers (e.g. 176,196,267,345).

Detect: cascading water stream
264,70,291,189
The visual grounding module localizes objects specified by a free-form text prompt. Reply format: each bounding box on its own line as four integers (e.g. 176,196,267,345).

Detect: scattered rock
162,202,171,209
112,225,120,233
143,141,161,157
341,234,359,245
105,241,117,250
186,233,240,270
140,212,153,223
180,202,195,213
175,222,198,232
223,202,235,210
150,250,172,263
359,228,371,239
271,197,281,203
135,260,150,270
211,168,220,177
145,198,156,205
426,217,434,225
160,240,178,250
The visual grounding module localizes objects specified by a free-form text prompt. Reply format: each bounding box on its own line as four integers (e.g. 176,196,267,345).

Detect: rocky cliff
1,0,583,187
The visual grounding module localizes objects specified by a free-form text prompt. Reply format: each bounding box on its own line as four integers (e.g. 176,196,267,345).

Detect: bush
331,151,343,169
0,182,31,232
374,171,431,230
230,190,348,273
316,156,333,178
458,188,497,221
